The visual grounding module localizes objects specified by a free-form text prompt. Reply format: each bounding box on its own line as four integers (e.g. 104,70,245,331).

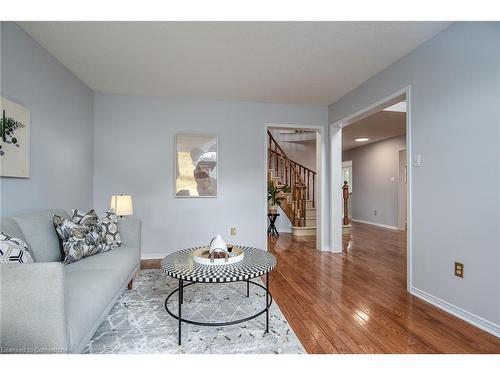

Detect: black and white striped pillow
0,232,34,264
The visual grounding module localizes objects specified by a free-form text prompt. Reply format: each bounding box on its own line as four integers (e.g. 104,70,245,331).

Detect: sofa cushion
65,246,140,285
64,269,124,352
0,232,34,263
10,209,69,262
0,218,25,242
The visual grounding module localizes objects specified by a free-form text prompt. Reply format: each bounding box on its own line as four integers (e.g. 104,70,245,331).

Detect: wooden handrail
267,130,317,227
267,131,316,176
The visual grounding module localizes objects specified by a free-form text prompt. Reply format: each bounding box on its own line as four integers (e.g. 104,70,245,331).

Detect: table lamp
110,194,133,219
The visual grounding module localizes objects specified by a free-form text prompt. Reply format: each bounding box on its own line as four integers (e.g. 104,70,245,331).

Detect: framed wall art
175,134,218,197
0,97,30,178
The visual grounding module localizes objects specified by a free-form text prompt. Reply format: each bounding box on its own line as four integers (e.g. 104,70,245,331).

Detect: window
342,161,353,193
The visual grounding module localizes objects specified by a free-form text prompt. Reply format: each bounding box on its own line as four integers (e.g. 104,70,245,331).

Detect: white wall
93,93,328,256
343,135,406,228
0,22,94,217
269,128,316,171
274,205,292,233
329,22,500,334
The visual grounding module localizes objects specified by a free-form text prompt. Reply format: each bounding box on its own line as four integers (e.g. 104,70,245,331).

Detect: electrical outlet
231,227,236,236
373,210,378,216
454,262,464,278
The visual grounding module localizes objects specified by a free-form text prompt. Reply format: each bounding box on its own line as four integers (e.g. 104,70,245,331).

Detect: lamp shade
110,195,133,216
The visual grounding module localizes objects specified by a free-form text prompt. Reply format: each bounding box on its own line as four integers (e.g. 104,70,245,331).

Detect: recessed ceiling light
355,137,370,142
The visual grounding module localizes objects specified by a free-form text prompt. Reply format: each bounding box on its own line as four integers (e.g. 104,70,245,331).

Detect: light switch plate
413,154,422,167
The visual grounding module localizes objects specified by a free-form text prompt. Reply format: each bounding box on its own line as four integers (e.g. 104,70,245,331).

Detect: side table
267,213,280,237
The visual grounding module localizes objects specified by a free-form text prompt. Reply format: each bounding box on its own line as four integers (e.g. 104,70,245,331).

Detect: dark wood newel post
343,181,350,225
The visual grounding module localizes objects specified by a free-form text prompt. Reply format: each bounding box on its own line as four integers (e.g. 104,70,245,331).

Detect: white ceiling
342,109,406,151
18,22,450,106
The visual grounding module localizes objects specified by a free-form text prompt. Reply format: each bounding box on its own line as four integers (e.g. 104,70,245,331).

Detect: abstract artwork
175,134,217,197
0,97,30,178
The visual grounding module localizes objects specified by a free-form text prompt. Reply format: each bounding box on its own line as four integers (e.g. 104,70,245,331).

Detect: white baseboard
141,253,167,260
324,247,341,253
410,286,500,338
351,218,400,230
275,228,292,233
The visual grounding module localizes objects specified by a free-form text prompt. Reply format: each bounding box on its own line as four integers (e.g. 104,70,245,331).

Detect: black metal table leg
246,280,250,297
178,278,183,345
265,273,269,333
180,280,183,304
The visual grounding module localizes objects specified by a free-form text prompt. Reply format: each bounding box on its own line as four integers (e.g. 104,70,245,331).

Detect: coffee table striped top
161,246,276,283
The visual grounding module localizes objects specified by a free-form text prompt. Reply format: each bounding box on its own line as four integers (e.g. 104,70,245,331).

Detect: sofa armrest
119,219,142,249
0,262,68,353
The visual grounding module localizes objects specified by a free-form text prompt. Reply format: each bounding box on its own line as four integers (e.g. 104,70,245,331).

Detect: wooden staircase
268,130,316,236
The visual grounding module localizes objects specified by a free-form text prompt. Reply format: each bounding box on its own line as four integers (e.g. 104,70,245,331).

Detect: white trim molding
264,122,327,252
141,253,168,260
410,287,500,338
351,218,400,231
329,85,413,289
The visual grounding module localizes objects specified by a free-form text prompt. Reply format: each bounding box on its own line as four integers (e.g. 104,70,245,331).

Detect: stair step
292,226,316,236
305,208,316,218
305,218,316,227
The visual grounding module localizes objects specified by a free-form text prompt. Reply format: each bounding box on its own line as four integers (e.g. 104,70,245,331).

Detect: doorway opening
330,87,412,290
264,123,324,250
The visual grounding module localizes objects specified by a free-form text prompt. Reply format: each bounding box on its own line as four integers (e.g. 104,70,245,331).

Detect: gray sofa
0,209,141,353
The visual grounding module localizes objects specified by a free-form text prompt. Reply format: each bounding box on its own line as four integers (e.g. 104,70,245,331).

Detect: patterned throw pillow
0,232,34,264
53,215,111,264
71,209,98,227
99,212,122,248
72,209,122,249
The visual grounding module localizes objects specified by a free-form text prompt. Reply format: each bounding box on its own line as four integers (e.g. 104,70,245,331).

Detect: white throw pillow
0,232,34,264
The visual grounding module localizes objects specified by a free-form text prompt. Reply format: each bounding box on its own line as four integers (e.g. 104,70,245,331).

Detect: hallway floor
267,222,500,353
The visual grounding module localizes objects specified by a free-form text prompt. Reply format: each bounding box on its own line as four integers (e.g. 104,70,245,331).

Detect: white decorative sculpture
192,235,243,265
209,234,228,254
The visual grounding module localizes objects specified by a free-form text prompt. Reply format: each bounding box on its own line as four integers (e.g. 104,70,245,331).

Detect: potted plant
268,182,290,214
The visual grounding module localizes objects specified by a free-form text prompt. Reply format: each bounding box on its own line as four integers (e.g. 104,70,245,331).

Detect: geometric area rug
83,269,305,354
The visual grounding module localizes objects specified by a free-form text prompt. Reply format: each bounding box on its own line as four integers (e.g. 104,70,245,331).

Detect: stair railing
267,130,316,226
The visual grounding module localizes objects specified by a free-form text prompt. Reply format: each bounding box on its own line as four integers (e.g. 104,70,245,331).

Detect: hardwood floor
140,222,500,353
267,222,500,353
140,258,161,269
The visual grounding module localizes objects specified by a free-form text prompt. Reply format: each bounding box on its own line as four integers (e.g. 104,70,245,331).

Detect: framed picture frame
0,97,31,178
175,134,218,198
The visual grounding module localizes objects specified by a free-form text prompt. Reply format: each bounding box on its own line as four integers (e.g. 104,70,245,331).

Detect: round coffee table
161,246,276,345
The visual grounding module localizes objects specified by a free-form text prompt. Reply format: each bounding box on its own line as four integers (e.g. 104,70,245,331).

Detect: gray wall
343,135,406,228
329,23,500,329
0,22,94,217
93,93,327,256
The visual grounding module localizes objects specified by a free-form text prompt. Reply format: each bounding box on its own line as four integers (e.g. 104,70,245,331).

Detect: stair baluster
267,130,316,227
